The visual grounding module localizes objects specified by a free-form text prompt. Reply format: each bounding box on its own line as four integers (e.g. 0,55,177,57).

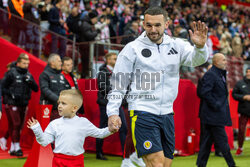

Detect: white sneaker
130,152,146,167
121,158,137,167
0,137,7,151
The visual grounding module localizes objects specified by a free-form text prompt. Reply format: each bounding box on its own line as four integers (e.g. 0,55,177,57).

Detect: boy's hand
27,117,38,128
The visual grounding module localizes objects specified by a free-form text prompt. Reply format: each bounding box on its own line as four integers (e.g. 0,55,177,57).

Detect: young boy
27,89,113,167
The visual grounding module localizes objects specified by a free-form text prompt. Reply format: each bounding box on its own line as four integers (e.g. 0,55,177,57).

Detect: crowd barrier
0,37,237,159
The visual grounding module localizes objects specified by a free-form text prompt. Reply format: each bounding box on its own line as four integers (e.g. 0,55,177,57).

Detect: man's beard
147,32,164,43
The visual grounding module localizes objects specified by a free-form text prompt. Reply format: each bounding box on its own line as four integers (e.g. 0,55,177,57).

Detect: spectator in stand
1,53,38,156
118,6,132,36
121,20,139,45
209,28,221,54
79,10,100,78
229,23,238,38
39,53,69,121
66,6,81,41
220,34,232,56
48,0,66,58
79,10,99,42
232,67,250,156
96,52,127,160
8,0,24,45
105,7,119,41
243,36,250,61
232,33,243,58
174,25,189,39
0,0,9,35
80,3,91,20
38,0,53,31
95,15,111,44
22,2,40,57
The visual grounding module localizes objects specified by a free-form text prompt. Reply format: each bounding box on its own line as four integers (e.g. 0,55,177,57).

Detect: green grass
1,141,250,167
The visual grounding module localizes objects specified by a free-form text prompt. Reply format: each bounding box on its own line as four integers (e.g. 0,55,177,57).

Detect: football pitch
0,141,249,167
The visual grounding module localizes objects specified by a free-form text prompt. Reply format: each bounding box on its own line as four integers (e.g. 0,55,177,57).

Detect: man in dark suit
196,53,236,167
197,63,223,157
96,52,127,160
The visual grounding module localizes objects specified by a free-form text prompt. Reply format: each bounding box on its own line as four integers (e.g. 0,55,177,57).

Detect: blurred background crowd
0,0,249,85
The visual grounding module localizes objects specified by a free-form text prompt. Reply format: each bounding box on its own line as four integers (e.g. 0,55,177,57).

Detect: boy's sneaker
235,148,243,156
121,158,136,167
15,149,23,156
130,152,146,167
0,137,7,151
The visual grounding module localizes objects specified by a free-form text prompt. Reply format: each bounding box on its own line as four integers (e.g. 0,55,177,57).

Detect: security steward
39,53,69,121
2,53,38,156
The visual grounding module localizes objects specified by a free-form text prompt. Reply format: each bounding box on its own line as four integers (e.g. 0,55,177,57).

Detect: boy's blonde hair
60,89,83,108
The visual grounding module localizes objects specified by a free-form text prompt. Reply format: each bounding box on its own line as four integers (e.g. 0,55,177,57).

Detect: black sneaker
9,151,16,156
215,151,223,157
96,153,108,160
15,149,23,156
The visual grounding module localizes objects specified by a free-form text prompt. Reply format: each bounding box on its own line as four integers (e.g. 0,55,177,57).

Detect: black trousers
196,124,235,167
96,105,127,155
199,121,221,153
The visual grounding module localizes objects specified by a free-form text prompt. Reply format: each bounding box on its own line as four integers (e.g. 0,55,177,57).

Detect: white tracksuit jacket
107,31,209,116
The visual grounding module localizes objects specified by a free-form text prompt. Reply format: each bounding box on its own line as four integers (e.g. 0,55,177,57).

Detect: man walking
196,53,236,167
107,7,209,167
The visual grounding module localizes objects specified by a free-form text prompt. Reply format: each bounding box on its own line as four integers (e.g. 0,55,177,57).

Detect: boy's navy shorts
130,110,175,159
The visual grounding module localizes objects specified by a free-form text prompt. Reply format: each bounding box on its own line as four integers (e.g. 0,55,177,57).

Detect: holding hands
27,117,38,128
108,115,121,133
189,21,208,48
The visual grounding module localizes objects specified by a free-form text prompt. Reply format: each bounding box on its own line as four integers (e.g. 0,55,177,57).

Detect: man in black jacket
96,52,127,160
197,63,223,157
48,0,66,58
196,53,236,167
39,53,69,121
79,11,99,78
232,67,250,156
2,53,38,156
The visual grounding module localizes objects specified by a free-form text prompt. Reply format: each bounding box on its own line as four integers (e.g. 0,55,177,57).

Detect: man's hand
0,112,2,120
108,115,121,133
27,117,38,128
243,95,250,101
189,21,208,48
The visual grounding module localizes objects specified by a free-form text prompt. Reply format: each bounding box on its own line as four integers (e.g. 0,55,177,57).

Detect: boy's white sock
9,142,15,152
14,142,21,151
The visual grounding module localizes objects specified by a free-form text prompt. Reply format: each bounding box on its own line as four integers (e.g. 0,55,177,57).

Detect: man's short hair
17,53,29,63
60,89,83,108
48,53,60,65
62,56,72,65
104,52,116,61
246,67,250,72
144,7,168,21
